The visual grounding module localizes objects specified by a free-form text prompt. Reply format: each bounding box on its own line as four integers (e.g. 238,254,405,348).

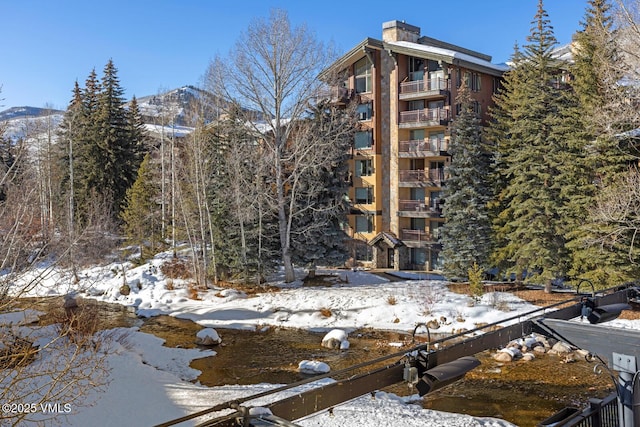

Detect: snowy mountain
131,85,227,127
0,106,64,122
0,86,228,142
0,107,64,143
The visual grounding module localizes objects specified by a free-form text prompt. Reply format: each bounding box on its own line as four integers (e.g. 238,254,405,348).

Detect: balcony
398,138,448,158
399,108,450,129
316,86,356,106
401,229,436,244
398,169,446,187
398,200,442,218
399,78,449,101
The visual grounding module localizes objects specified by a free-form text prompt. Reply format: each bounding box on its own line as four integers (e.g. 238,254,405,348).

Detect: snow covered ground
9,250,636,426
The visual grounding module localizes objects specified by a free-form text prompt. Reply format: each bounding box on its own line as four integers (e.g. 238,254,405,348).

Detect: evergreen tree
489,0,590,290
440,83,492,280
121,153,162,259
97,59,143,216
289,100,354,272
56,60,146,227
207,105,279,282
568,0,640,287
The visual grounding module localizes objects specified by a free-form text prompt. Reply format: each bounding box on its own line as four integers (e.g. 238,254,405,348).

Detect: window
408,100,425,111
464,72,481,92
355,215,373,233
492,77,501,94
430,221,442,239
410,248,427,266
429,191,442,209
354,130,373,149
409,57,425,81
355,187,373,204
410,129,425,141
429,131,445,151
355,159,373,177
410,187,425,201
355,57,372,93
473,101,481,115
357,103,372,121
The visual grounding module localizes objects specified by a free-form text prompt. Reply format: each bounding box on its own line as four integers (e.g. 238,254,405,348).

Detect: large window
464,71,481,92
410,129,425,141
355,187,374,204
355,57,372,93
355,215,373,233
354,130,373,149
355,159,373,177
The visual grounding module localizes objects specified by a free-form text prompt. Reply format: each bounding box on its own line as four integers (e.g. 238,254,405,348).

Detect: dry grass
0,335,37,368
387,295,397,305
319,307,332,318
161,258,192,280
187,284,200,300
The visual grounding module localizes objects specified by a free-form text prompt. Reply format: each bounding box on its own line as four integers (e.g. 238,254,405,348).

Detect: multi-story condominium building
329,20,506,271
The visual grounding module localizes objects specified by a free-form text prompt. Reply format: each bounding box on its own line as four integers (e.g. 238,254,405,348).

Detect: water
24,298,615,426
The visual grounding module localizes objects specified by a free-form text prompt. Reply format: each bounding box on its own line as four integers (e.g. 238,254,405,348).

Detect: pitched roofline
320,38,385,79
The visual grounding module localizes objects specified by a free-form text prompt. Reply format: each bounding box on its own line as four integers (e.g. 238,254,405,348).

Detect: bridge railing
537,392,619,427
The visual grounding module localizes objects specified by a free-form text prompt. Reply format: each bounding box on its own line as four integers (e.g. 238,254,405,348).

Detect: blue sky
2,0,589,110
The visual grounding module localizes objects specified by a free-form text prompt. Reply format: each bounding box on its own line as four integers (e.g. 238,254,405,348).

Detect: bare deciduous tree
0,91,111,426
205,9,349,282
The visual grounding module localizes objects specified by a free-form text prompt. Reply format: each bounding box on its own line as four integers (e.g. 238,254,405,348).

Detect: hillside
0,86,229,142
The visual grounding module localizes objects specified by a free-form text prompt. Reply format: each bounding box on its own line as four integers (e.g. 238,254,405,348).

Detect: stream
29,298,614,427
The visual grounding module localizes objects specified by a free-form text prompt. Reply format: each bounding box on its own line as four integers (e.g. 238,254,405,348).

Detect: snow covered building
327,20,507,271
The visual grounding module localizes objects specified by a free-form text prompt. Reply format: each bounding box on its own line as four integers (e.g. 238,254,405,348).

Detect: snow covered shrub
387,295,397,305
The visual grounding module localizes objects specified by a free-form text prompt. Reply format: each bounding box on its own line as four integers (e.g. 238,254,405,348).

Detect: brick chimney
382,20,420,43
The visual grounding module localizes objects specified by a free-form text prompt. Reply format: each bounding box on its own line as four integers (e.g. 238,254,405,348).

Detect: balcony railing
398,169,446,185
316,86,355,105
398,138,448,154
399,108,450,126
401,229,434,242
398,200,442,217
399,78,449,96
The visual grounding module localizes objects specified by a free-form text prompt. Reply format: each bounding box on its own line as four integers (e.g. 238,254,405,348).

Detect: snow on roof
387,40,509,73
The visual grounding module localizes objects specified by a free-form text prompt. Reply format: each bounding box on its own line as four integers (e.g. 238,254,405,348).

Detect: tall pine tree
489,0,590,290
568,0,640,287
440,82,492,280
56,60,146,228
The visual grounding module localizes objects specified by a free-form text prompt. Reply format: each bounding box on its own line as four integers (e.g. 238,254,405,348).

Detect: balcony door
410,188,425,202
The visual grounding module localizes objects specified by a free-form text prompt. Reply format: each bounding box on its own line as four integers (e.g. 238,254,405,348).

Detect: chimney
382,20,420,43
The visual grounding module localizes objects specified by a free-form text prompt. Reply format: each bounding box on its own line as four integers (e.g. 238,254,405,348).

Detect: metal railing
401,229,434,242
400,77,449,95
399,107,450,125
399,138,448,153
398,169,446,185
398,200,442,217
538,393,619,427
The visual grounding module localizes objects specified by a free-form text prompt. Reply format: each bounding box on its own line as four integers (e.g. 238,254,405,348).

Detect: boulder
195,328,222,346
493,351,513,362
298,360,330,374
322,329,349,350
551,341,572,354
